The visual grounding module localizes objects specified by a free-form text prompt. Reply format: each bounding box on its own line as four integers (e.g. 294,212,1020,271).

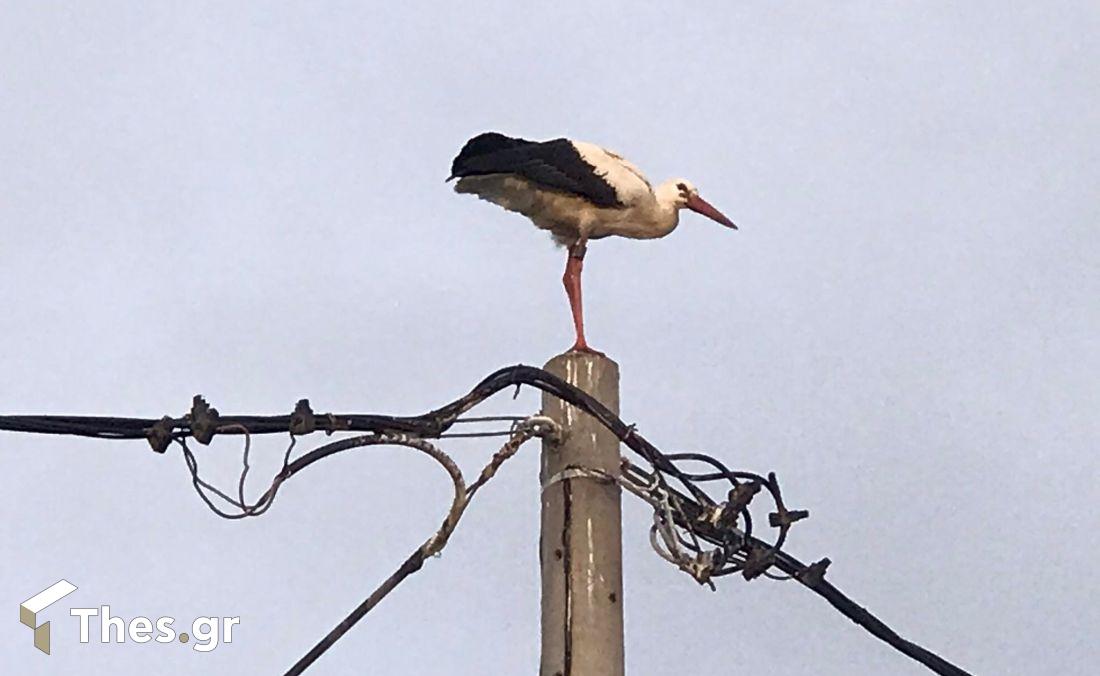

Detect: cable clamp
542,466,616,490
146,416,175,454
188,395,220,445
290,399,316,436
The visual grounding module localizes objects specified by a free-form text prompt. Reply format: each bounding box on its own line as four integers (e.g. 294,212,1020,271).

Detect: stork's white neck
616,180,682,240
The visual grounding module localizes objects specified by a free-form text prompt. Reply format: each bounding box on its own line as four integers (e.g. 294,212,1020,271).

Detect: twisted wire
0,364,972,676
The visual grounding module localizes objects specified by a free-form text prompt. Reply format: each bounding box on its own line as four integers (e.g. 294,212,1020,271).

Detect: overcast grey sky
2,2,1097,674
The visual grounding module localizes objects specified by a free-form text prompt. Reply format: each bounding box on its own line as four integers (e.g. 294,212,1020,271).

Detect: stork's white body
454,141,681,246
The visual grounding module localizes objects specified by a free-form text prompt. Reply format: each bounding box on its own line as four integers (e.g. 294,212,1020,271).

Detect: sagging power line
0,362,972,676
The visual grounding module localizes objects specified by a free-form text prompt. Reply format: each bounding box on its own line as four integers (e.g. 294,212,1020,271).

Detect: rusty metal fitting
189,395,220,445
797,557,832,586
741,545,774,580
290,399,316,435
769,508,810,529
146,416,174,454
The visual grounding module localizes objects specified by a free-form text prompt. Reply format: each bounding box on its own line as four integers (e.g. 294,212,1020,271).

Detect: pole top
545,350,620,372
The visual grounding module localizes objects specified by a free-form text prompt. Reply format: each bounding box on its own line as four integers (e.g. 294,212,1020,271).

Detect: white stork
449,132,736,354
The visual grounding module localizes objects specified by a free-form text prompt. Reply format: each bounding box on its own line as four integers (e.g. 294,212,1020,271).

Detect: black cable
0,363,973,676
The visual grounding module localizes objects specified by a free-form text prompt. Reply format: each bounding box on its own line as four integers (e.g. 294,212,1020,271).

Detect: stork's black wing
449,132,623,208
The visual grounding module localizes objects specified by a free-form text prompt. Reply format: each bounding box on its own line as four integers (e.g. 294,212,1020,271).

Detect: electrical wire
0,364,972,676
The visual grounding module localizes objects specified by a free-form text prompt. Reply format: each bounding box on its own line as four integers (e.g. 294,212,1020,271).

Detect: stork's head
661,178,737,229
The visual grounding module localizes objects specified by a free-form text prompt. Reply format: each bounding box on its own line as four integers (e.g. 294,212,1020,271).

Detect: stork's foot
568,341,605,357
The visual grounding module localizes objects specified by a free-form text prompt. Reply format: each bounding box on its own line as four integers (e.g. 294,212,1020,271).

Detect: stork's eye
676,182,688,194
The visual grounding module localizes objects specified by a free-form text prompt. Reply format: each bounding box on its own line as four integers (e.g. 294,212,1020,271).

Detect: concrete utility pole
539,352,624,676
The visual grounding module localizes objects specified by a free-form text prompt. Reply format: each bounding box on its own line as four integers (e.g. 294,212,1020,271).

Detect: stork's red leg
563,241,602,354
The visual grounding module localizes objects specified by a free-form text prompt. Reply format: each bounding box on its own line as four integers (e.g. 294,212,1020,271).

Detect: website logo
19,581,239,655
20,580,77,654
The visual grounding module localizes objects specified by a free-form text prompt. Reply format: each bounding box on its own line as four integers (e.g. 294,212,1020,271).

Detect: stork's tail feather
448,132,535,180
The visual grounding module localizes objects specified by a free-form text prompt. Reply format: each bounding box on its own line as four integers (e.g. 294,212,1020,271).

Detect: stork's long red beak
686,193,737,229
